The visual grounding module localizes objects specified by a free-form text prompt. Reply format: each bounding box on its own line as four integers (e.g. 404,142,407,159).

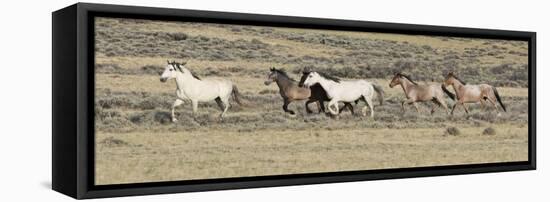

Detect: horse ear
167,60,170,64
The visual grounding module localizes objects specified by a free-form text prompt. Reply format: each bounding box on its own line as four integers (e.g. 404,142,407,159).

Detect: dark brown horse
443,72,506,115
264,68,353,115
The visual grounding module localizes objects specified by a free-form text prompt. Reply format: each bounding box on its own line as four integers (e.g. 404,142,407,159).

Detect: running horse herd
160,60,507,122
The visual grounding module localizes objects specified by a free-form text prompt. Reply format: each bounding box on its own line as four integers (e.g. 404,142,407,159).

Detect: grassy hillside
95,17,528,87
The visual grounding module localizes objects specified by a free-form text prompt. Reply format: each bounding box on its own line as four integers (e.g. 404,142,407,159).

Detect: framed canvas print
52,3,536,199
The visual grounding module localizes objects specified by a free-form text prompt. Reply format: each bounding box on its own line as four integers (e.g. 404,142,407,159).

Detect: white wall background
0,0,546,201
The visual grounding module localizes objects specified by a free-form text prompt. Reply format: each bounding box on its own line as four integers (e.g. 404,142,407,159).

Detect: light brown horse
389,72,455,114
443,72,506,115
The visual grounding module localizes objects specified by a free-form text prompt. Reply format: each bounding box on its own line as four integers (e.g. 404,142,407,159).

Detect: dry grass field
94,17,529,185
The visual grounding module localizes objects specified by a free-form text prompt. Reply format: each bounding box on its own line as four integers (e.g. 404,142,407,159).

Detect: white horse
160,61,242,122
302,71,383,117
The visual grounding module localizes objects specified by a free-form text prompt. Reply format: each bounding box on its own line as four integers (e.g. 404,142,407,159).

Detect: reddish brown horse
389,72,455,114
443,72,506,115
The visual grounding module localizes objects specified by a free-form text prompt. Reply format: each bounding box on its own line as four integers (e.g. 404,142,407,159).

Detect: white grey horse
160,61,243,122
302,71,383,117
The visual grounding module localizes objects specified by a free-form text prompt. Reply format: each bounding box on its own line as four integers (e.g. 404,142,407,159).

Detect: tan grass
95,124,528,185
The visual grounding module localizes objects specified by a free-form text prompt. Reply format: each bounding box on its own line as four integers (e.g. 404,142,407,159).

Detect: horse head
160,61,178,82
264,67,278,85
444,72,464,86
298,67,313,87
389,72,403,88
302,71,321,87
390,72,417,87
160,60,188,82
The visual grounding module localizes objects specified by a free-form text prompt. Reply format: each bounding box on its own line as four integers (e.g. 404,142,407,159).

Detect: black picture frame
52,3,536,199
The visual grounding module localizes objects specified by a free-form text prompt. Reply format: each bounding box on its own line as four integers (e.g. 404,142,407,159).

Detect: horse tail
441,84,455,100
372,84,384,105
492,86,506,112
232,85,244,106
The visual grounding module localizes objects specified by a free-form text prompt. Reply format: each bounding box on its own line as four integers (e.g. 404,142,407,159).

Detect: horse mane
191,72,201,80
271,68,295,81
317,71,340,83
451,74,466,85
175,63,201,80
399,73,417,85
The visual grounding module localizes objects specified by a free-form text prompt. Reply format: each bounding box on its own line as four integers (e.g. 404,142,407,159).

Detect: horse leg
485,96,503,116
435,96,449,115
430,100,438,115
337,103,347,114
191,100,199,119
337,103,345,114
327,100,338,115
451,103,458,115
171,99,184,122
486,96,499,112
215,97,224,111
318,101,326,113
430,97,443,115
452,97,467,115
461,103,470,114
401,98,415,113
364,97,374,118
412,103,420,113
283,99,295,115
219,97,230,119
340,102,354,115
480,99,486,111
305,99,314,114
348,102,355,115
